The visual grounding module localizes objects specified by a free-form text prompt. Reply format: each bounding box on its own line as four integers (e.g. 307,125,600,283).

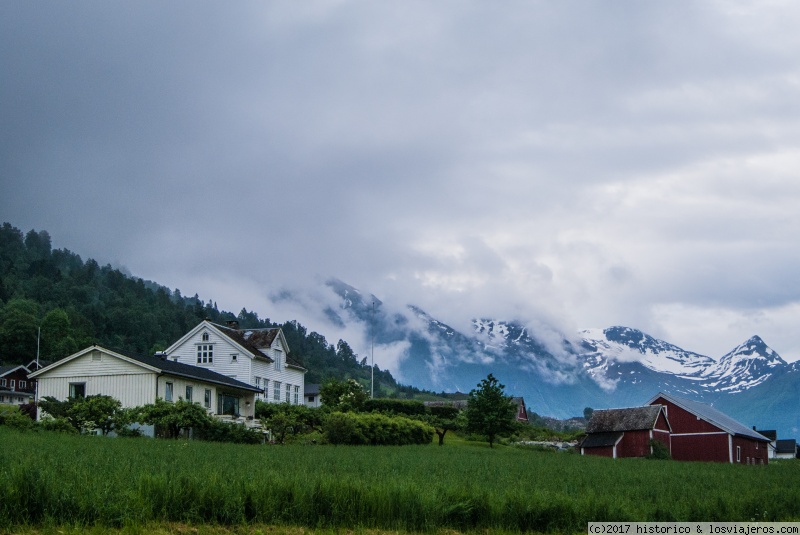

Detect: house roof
648,392,770,442
209,322,307,371
756,429,777,441
305,383,321,396
31,346,262,394
580,431,623,448
587,405,667,433
0,364,30,377
775,439,796,454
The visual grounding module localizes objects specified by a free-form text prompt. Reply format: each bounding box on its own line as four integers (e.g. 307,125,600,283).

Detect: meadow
2,427,800,533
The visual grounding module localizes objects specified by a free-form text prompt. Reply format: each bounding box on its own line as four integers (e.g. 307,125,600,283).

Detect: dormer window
274,349,283,371
202,332,210,342
231,354,238,363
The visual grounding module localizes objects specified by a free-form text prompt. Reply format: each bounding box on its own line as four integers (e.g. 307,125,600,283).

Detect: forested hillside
0,222,416,395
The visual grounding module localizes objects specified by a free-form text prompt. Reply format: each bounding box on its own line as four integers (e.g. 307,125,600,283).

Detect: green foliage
0,406,36,431
647,439,672,460
425,405,464,446
4,426,800,531
133,398,212,439
323,411,433,445
67,394,125,435
363,398,426,416
38,416,78,434
320,378,368,412
193,419,263,444
465,374,517,448
584,407,594,420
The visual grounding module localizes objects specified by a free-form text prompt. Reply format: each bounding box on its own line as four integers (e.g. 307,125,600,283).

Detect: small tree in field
465,374,517,448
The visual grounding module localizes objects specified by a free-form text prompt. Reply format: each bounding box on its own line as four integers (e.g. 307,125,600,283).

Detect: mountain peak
702,335,786,392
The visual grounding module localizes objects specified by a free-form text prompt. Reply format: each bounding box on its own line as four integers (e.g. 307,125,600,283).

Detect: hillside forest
0,222,416,396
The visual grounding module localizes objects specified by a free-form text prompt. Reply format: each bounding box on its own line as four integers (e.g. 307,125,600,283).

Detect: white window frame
165,382,174,402
196,344,214,364
273,381,281,402
186,385,193,403
274,349,283,371
204,389,211,409
285,383,291,403
294,385,299,405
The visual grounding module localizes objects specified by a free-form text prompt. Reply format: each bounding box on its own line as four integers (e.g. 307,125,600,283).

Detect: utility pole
371,301,375,399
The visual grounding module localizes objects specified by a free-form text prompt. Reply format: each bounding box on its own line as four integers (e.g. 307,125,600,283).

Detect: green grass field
2,427,799,533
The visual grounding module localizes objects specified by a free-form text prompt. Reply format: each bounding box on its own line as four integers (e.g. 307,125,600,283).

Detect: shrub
39,417,78,434
0,407,36,431
648,439,671,460
194,419,263,444
363,398,426,416
323,411,433,446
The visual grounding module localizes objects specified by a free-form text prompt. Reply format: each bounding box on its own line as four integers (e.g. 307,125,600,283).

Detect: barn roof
586,405,666,433
580,431,623,448
649,392,770,442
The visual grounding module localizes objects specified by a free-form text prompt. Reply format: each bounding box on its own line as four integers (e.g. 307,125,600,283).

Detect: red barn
648,392,770,464
580,405,671,458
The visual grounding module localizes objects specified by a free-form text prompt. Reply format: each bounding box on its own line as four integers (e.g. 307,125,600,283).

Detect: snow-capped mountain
700,335,787,392
287,279,800,437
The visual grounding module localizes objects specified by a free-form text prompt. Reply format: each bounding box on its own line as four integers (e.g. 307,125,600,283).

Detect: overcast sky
3,1,800,366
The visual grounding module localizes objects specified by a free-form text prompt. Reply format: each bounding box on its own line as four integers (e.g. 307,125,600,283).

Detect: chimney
226,320,240,330
154,351,168,360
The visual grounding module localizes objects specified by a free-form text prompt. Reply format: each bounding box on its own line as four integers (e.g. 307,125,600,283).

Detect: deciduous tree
465,374,517,448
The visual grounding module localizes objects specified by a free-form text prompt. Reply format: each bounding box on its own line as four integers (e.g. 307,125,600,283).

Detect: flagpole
370,301,374,399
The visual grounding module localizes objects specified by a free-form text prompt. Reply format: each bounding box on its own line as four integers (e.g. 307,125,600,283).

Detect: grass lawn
2,427,799,533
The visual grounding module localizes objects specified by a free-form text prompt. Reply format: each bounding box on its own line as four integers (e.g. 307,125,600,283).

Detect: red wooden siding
671,433,731,463
654,397,721,434
617,429,651,458
733,435,768,465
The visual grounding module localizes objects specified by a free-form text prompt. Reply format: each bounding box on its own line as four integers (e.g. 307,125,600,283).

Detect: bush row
323,411,434,445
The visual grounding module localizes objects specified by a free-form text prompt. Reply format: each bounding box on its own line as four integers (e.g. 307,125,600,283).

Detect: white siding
166,324,304,404
37,372,156,410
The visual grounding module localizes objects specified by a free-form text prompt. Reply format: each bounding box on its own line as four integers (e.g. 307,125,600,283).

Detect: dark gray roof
110,347,263,393
776,439,796,454
210,322,306,371
0,364,29,376
650,392,770,442
756,429,777,441
581,432,623,448
304,383,320,395
587,405,665,433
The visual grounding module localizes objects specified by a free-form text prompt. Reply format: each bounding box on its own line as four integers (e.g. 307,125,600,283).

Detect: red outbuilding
580,405,671,458
647,392,770,464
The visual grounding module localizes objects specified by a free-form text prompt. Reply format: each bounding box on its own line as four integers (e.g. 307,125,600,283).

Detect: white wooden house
164,320,306,405
29,345,263,429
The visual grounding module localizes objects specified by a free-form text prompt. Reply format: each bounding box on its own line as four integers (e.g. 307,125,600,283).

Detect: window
285,383,291,403
231,354,238,363
202,332,210,341
307,395,315,403
69,382,86,399
186,385,193,402
274,349,283,371
262,379,268,398
273,381,281,402
217,393,240,416
294,385,299,405
19,380,26,390
165,382,174,402
204,389,211,409
196,344,213,364
0,378,5,387
254,376,261,387
736,446,741,463
9,379,15,390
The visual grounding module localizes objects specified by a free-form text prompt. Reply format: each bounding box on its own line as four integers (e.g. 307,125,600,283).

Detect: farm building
0,364,35,405
30,345,263,433
164,320,306,405
647,392,770,464
775,439,797,460
580,405,670,458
